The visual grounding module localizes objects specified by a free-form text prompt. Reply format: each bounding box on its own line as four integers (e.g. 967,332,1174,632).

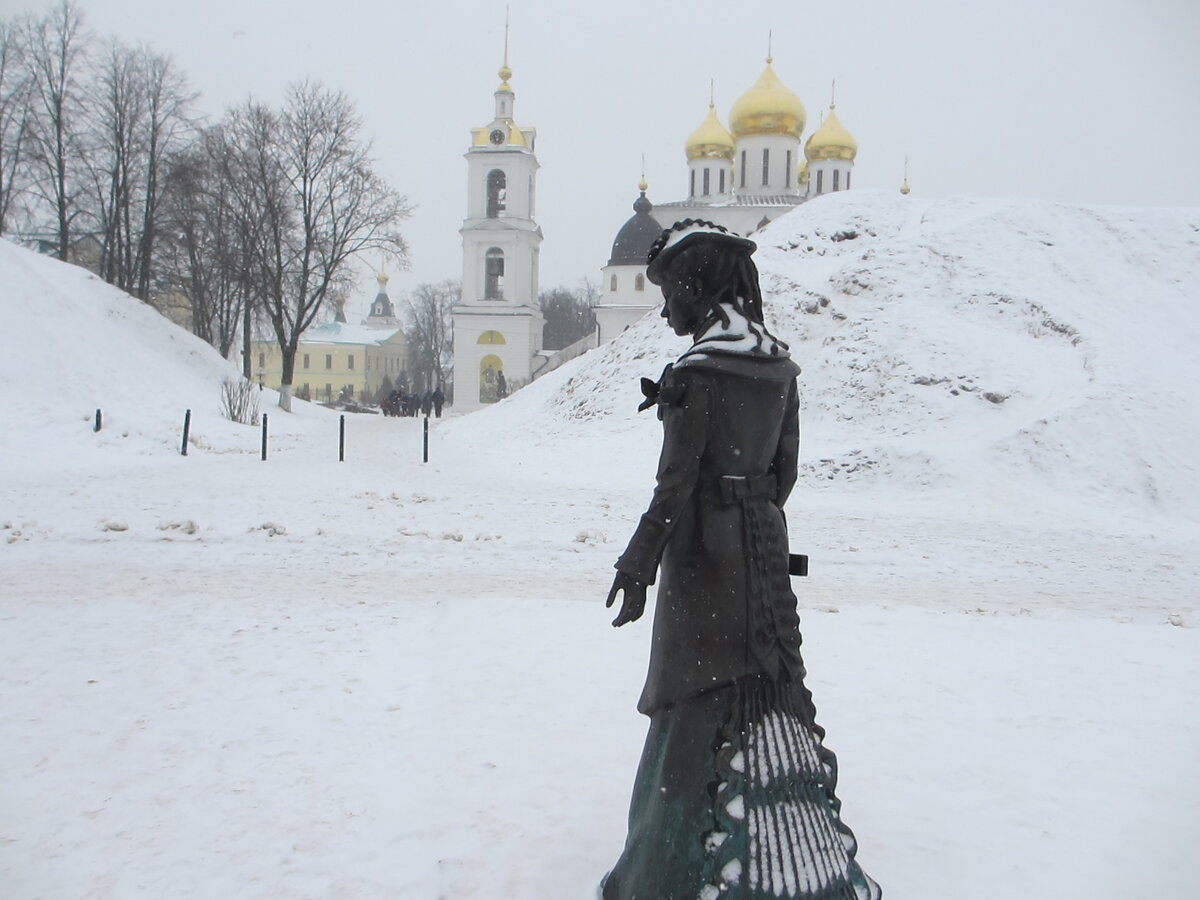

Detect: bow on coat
638,364,686,413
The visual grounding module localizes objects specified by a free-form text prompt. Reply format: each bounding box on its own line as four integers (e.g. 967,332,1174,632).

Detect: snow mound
462,191,1200,522
0,238,329,463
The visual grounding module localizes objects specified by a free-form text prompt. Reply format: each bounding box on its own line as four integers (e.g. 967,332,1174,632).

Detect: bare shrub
221,377,260,425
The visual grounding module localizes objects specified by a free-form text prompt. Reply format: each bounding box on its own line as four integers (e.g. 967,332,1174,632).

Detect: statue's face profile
659,264,703,337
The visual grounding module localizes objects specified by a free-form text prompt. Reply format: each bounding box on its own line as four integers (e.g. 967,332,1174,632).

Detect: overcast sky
7,0,1199,318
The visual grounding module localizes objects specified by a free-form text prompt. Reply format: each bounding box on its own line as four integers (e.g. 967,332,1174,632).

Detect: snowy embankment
2,192,1199,900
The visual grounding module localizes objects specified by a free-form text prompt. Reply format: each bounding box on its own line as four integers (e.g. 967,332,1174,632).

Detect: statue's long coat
605,346,882,900
616,351,804,714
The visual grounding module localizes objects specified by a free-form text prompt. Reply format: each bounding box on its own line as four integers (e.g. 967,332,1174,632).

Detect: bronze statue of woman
603,220,881,900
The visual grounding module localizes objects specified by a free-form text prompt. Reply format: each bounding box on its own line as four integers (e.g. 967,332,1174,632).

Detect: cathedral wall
733,134,804,197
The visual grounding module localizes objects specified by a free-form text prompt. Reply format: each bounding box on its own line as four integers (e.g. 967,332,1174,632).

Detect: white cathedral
452,46,859,410
595,56,860,344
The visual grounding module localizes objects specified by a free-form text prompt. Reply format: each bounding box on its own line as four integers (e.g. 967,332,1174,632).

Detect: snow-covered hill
453,191,1200,525
0,237,333,464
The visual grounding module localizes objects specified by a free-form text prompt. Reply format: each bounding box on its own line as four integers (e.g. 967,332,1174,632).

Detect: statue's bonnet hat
646,219,757,285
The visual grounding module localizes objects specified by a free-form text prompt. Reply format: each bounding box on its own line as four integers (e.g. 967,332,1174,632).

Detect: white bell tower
452,26,544,412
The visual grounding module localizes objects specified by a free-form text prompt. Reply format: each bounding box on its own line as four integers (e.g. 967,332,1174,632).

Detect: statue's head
646,220,763,337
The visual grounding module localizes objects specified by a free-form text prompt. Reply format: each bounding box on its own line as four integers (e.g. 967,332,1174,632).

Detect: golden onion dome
729,59,806,139
685,104,735,161
804,106,857,161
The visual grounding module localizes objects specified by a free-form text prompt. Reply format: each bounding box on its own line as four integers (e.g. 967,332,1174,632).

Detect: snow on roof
300,321,404,346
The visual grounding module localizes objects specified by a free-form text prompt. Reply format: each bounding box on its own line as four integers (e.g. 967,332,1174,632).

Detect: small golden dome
638,176,649,192
804,106,857,162
729,60,806,139
377,270,389,287
686,104,735,161
900,180,911,195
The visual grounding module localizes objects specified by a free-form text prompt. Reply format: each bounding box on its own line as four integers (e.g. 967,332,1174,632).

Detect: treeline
0,1,409,409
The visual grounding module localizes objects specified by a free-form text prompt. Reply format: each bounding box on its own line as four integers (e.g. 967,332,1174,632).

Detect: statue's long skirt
601,674,881,900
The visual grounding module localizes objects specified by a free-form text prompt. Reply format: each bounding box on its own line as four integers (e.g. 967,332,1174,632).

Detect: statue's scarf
677,300,789,365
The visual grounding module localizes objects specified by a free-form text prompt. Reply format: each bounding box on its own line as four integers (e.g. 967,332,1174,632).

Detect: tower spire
498,7,512,86
767,29,773,64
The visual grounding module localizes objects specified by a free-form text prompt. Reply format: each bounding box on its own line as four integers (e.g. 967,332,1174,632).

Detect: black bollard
261,414,268,461
181,409,191,456
339,415,345,462
423,415,429,463
94,409,102,432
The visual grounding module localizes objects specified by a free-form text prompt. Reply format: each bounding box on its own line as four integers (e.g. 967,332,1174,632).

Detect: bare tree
540,279,598,350
407,279,458,394
244,81,410,410
158,124,256,358
21,0,88,261
0,20,32,235
134,48,193,300
83,39,193,297
84,38,144,291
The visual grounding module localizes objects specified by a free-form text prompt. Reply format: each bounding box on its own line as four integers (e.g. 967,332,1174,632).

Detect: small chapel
595,55,859,344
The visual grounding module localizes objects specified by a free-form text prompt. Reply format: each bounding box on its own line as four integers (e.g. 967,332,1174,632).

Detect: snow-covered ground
2,191,1198,899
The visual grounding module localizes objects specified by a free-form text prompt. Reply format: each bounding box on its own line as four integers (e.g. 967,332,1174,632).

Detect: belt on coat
718,474,778,505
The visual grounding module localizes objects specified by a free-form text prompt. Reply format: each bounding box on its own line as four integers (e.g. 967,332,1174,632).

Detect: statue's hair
665,240,786,355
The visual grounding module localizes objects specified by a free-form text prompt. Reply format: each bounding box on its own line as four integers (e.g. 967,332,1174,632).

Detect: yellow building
251,273,413,405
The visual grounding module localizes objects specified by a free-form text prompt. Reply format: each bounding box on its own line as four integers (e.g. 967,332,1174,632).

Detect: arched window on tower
486,169,507,218
833,169,840,191
610,274,618,292
703,168,710,196
485,247,505,300
635,274,645,291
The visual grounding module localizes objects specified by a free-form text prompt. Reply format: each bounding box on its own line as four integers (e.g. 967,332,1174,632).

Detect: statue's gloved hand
606,572,647,627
